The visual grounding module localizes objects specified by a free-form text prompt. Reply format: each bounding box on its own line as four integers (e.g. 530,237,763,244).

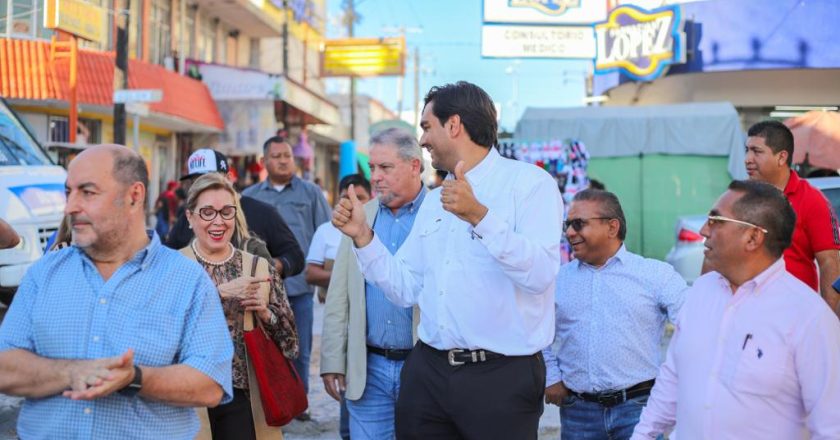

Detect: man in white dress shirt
332,81,564,439
632,180,840,440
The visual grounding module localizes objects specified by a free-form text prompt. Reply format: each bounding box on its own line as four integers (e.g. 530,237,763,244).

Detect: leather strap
182,244,282,439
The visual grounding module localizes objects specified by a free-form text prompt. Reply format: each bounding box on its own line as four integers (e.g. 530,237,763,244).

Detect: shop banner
594,4,686,81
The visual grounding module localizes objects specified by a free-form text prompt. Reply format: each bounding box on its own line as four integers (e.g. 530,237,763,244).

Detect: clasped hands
218,276,273,323
63,349,137,401
332,161,488,244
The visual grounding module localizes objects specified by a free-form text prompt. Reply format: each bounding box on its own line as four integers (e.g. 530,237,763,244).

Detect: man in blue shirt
243,136,331,414
321,128,426,439
543,189,686,440
0,145,233,439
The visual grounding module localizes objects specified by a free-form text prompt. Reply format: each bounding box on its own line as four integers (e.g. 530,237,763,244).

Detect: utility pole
281,0,289,130
344,0,357,142
413,46,419,128
113,0,131,145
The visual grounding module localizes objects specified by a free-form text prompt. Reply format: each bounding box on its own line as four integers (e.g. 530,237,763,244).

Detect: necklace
192,240,236,266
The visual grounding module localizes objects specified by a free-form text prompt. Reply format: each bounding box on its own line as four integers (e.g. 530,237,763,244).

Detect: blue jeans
346,352,405,440
559,393,651,440
288,292,313,394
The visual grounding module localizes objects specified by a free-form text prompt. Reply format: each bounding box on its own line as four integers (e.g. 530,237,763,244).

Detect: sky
324,0,591,132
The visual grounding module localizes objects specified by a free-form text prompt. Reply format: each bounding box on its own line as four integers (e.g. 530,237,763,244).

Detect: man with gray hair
0,145,233,439
544,189,686,440
321,128,426,439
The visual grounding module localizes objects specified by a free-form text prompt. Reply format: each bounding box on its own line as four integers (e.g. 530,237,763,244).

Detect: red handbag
242,254,308,427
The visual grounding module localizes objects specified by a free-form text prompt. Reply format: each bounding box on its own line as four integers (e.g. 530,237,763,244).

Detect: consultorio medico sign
594,4,686,82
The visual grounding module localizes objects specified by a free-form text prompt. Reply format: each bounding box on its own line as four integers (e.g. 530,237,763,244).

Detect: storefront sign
186,61,284,101
481,24,595,59
483,0,607,24
321,38,405,77
43,0,106,44
594,5,685,81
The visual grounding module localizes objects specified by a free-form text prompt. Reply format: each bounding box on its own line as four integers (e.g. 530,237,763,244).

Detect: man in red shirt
745,120,840,314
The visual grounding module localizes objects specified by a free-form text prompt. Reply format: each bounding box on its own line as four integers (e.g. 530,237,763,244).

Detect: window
249,37,260,69
149,0,171,66
199,15,215,62
48,116,101,145
2,0,40,39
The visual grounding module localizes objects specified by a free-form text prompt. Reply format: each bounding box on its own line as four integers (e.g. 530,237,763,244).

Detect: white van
0,98,66,305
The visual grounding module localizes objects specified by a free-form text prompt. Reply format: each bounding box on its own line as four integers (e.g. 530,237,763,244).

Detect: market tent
515,102,747,179
785,111,840,171
514,102,746,259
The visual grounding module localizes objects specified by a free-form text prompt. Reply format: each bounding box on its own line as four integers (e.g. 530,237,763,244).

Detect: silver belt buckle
447,349,465,366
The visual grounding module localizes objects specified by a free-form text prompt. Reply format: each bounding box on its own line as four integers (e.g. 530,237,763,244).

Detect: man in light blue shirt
543,189,686,440
0,145,233,439
243,136,331,411
321,128,426,439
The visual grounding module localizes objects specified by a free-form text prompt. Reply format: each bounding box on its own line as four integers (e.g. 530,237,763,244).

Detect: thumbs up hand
332,184,373,247
441,161,488,226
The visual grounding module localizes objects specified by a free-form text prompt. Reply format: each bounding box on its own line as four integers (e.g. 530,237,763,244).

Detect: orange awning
0,38,223,131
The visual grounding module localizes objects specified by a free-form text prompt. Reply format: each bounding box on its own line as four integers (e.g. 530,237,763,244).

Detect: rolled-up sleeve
179,273,234,404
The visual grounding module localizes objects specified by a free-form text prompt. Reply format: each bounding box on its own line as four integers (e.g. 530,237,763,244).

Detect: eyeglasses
195,205,237,221
706,215,768,234
563,217,613,232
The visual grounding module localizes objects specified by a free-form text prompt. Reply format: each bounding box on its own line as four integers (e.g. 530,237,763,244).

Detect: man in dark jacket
165,148,304,278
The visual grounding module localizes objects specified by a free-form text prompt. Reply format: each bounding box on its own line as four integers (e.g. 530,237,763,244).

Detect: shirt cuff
471,210,506,247
352,232,387,268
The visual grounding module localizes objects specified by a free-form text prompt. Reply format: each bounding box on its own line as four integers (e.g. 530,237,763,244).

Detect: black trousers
395,341,546,440
207,388,257,440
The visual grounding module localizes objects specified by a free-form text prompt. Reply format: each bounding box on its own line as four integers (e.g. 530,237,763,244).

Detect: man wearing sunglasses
542,189,686,440
743,120,840,315
633,180,840,439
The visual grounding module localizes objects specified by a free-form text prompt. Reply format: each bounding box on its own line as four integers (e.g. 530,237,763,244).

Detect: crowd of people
0,81,837,440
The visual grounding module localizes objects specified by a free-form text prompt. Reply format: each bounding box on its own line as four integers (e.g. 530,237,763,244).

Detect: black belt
366,345,412,361
573,379,655,407
420,341,506,366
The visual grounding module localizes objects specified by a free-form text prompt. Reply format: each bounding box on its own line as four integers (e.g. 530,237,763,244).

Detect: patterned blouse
195,249,299,390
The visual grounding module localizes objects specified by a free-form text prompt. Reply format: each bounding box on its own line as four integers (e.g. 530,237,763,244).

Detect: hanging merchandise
496,139,592,263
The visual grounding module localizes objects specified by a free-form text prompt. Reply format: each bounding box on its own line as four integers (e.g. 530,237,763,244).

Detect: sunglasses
706,215,768,234
195,205,237,222
563,217,613,232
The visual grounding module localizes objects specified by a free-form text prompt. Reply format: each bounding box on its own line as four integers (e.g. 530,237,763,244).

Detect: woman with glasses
183,172,298,439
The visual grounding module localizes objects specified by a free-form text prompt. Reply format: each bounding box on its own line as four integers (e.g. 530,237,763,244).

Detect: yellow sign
321,37,405,77
44,0,106,44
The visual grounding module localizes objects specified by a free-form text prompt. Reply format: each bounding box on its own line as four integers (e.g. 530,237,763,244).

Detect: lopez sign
594,5,685,82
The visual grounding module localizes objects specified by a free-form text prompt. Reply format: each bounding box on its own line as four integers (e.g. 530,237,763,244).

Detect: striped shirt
366,186,427,350
0,232,233,439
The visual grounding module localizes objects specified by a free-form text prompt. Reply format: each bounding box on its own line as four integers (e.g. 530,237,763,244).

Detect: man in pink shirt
632,180,840,440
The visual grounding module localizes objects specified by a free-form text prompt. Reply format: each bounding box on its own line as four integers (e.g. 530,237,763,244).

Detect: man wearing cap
165,148,304,279
243,137,331,413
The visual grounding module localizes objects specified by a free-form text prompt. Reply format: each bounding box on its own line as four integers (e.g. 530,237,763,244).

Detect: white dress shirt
632,259,840,440
354,147,563,355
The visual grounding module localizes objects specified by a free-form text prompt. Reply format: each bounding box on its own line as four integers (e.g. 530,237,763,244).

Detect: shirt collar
264,175,297,191
783,169,800,196
379,183,428,216
715,258,786,294
575,244,628,270
77,230,159,271
449,147,499,187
